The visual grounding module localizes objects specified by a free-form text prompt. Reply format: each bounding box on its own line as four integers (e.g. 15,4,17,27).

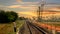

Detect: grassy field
0,20,25,34
40,22,60,27
16,20,25,32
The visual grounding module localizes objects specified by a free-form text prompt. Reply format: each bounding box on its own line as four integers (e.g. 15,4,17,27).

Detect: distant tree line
38,16,60,22
0,10,18,23
46,16,60,22
19,17,26,20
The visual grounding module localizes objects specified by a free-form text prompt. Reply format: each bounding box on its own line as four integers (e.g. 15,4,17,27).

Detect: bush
19,17,25,20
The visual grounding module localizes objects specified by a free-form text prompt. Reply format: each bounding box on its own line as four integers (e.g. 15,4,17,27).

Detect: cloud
7,5,37,8
48,7,60,11
7,5,20,8
16,0,39,4
17,11,37,17
13,2,39,5
0,5,9,10
16,0,22,2
7,4,38,12
0,5,7,7
7,5,37,11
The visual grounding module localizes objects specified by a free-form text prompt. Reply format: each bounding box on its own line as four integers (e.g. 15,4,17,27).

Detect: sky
0,0,60,12
0,0,60,17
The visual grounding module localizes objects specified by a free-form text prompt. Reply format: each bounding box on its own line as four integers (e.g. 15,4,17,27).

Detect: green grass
16,20,25,31
0,20,25,34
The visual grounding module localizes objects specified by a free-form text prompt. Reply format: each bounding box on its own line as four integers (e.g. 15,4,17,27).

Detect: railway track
27,21,49,34
19,20,50,34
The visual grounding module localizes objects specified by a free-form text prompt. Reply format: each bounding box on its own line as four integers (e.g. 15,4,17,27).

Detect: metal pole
13,22,16,32
40,0,44,22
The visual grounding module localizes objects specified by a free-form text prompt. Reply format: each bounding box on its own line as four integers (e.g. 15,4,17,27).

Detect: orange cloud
17,10,60,18
16,0,22,2
47,7,60,11
17,11,37,17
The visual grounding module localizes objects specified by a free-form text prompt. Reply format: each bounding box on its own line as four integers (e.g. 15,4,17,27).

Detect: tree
6,11,18,22
0,10,18,23
0,10,9,23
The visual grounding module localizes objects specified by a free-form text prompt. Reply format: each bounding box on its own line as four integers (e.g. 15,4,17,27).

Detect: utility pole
37,6,40,21
40,0,44,18
37,0,45,22
37,0,56,34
